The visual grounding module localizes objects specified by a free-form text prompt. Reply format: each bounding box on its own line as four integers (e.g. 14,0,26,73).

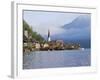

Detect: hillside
23,20,44,42
51,15,91,48
62,15,90,29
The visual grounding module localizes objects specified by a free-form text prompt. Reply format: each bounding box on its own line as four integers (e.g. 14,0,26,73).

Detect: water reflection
23,49,90,69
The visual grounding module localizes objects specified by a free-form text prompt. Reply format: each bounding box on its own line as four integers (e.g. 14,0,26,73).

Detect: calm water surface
23,49,90,69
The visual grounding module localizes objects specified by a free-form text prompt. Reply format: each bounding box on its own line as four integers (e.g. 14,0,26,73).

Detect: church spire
48,29,51,42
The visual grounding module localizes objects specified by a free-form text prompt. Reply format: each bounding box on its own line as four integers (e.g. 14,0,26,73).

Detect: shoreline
23,48,90,55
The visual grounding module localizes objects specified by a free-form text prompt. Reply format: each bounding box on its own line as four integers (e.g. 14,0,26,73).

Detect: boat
80,48,85,50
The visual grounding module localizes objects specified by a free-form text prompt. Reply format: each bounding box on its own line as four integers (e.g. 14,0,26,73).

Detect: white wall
0,0,100,80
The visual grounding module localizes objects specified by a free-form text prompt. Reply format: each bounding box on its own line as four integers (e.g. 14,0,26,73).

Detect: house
35,42,41,50
43,43,49,48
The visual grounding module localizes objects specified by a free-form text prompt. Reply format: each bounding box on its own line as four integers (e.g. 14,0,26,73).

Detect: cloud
23,10,80,35
23,10,91,42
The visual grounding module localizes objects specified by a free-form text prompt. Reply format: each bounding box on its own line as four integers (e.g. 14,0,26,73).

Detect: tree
23,20,44,42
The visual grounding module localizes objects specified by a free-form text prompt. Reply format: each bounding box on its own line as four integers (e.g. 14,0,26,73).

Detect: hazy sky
23,11,83,35
23,10,91,48
23,10,90,40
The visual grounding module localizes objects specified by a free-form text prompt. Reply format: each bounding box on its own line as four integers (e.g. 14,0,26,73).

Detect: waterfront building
35,42,41,50
43,43,49,48
24,30,28,38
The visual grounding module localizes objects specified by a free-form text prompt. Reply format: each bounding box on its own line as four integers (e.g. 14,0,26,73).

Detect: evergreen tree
23,20,44,42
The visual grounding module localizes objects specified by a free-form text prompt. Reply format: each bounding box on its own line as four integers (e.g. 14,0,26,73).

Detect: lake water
23,49,90,69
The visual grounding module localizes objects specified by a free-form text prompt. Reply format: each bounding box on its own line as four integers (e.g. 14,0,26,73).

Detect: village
23,29,80,53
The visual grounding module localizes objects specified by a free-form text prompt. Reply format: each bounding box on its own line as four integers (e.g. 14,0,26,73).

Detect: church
47,29,51,42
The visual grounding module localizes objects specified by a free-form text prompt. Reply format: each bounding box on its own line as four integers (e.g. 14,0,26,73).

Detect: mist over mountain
50,14,91,48
62,14,90,29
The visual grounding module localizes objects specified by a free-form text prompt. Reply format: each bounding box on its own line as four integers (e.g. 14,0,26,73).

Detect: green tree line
23,20,44,43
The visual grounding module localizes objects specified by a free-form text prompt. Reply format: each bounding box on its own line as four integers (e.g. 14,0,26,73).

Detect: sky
23,10,91,48
23,10,82,35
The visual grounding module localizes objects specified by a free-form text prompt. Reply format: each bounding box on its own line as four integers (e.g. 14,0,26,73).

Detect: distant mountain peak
62,14,91,29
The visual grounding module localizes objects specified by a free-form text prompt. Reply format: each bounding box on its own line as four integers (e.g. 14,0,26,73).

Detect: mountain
23,20,44,42
51,14,91,48
62,14,90,29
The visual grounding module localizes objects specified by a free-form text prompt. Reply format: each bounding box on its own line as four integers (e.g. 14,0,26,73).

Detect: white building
48,29,51,42
35,43,40,49
24,30,28,38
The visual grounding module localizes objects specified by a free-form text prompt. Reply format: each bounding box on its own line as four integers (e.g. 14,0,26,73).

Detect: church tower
48,29,51,42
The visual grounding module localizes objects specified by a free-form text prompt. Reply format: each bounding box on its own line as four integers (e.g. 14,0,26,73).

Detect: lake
23,49,90,69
